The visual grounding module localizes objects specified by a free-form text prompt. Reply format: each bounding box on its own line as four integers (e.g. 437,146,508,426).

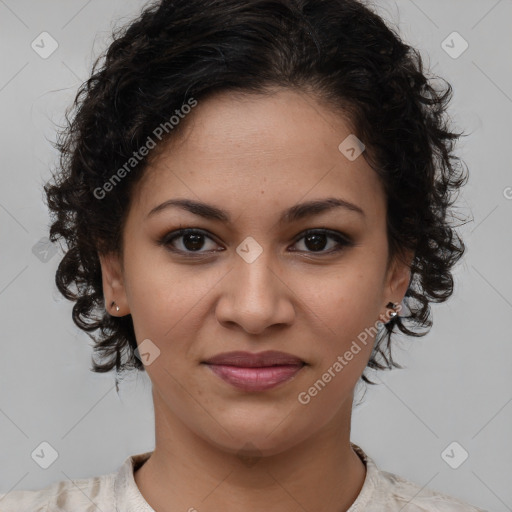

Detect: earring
110,301,120,313
386,301,398,319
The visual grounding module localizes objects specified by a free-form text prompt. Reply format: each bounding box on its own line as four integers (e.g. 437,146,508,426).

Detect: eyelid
159,227,354,257
159,228,222,254
293,228,353,244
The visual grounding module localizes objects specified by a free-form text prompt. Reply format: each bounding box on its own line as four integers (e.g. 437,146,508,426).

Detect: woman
0,0,487,510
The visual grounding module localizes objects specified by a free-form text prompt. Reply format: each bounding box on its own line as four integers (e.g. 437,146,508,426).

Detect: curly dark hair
44,0,469,386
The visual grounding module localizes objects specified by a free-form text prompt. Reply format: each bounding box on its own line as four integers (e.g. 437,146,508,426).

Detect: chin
196,413,312,457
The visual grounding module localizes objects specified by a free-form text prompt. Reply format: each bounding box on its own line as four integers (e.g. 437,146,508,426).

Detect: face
100,88,412,457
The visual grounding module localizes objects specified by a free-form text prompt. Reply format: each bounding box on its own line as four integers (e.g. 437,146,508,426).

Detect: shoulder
0,473,115,511
350,443,488,512
372,467,488,511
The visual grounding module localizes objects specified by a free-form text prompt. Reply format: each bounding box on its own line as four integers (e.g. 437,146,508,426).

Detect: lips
202,350,305,367
202,350,306,392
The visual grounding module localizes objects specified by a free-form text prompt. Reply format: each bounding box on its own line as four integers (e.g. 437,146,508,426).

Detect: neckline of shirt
114,442,378,511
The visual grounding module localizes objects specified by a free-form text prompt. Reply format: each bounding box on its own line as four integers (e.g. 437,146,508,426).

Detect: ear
98,251,129,316
382,248,415,315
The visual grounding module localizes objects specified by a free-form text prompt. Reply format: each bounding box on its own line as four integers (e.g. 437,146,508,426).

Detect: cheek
308,264,383,335
122,245,194,344
123,244,226,358
300,263,384,376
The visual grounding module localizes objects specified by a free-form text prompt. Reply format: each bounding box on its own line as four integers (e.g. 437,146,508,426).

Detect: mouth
202,350,306,392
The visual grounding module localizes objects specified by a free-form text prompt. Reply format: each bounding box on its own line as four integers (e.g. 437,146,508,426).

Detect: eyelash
158,228,354,257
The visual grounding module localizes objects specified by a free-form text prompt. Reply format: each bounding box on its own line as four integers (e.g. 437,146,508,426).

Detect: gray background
0,1,511,510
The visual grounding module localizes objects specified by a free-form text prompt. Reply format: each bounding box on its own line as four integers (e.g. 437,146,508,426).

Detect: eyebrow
146,197,365,224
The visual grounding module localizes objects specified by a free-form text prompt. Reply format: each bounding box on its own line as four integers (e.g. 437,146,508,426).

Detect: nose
215,249,295,335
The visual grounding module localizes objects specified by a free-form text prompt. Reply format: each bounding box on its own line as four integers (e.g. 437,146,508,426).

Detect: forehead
131,89,386,223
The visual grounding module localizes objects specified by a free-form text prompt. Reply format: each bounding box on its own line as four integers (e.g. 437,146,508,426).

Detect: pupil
305,233,327,251
184,233,204,251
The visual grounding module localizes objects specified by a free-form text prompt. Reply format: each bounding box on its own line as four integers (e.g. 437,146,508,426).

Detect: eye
159,228,353,256
291,229,353,254
159,228,221,255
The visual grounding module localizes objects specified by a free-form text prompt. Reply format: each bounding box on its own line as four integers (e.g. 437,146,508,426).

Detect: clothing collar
114,442,378,511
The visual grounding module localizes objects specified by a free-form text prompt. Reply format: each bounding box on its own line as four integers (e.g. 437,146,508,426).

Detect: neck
134,390,366,512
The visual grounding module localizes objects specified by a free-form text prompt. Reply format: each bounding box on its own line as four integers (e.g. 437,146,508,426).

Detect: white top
0,443,487,511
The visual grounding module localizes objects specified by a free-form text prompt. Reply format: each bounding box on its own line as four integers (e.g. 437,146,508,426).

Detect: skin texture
99,88,413,512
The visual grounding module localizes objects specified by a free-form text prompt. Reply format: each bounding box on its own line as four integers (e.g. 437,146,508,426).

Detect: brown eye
291,229,353,254
160,229,221,254
159,228,353,257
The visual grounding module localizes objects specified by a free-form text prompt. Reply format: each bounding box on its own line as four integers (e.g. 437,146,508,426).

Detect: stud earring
386,301,398,319
110,301,120,313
